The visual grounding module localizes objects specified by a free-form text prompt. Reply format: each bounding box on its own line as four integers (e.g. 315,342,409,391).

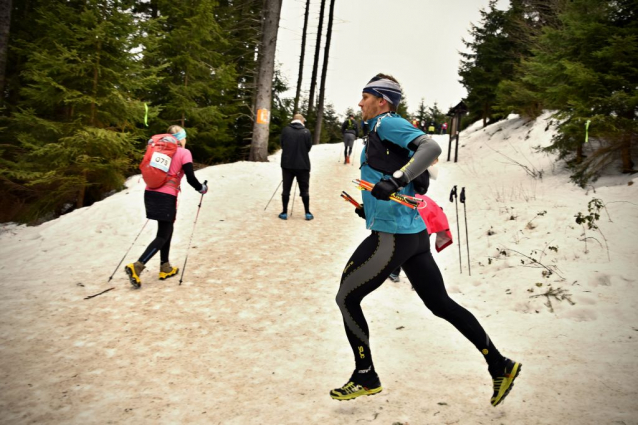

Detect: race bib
150,151,171,172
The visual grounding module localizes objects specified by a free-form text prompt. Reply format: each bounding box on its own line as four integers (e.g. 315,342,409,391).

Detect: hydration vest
364,115,430,195
139,134,180,189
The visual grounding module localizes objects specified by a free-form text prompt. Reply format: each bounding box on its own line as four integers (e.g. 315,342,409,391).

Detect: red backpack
139,134,180,189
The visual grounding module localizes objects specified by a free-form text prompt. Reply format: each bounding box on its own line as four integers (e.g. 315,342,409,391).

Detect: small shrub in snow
530,286,575,313
575,198,610,260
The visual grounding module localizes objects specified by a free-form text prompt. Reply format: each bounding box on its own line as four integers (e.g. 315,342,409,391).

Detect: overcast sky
276,0,509,119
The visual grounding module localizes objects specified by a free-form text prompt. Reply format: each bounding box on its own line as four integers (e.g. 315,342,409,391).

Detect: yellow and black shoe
159,262,179,280
330,370,382,401
490,358,522,407
124,261,145,289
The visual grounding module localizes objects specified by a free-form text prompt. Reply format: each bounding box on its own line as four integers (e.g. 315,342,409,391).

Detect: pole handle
449,185,457,202
460,187,466,203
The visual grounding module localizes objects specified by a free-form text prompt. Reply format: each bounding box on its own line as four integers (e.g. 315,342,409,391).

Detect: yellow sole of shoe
492,362,522,407
159,269,178,280
330,386,382,401
124,266,141,289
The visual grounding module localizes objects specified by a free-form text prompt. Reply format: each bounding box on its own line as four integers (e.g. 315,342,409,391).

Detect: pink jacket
416,195,453,252
145,147,193,197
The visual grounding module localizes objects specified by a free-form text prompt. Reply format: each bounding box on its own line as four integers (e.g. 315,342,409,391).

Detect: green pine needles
1,0,296,223
460,0,637,186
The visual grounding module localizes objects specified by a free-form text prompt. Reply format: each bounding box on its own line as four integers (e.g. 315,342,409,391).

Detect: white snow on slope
1,112,637,424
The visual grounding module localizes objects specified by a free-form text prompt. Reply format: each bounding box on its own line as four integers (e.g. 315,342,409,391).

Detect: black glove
412,170,430,195
355,205,365,219
371,178,401,201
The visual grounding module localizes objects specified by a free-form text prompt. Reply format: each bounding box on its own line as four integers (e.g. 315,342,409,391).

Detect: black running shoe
490,358,522,406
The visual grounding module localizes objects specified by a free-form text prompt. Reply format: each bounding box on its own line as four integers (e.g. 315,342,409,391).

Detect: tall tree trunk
0,0,11,103
76,171,87,208
307,0,326,119
82,34,102,208
182,72,188,127
620,134,635,173
621,114,635,172
90,38,102,127
293,0,310,114
482,103,489,127
313,0,335,145
249,0,283,162
251,0,267,115
150,0,158,19
576,142,583,163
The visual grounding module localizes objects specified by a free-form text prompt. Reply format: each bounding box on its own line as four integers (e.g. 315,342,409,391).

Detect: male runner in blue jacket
330,74,521,407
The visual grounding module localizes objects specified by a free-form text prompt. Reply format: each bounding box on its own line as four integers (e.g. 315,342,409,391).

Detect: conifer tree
499,0,636,184
428,103,445,127
536,0,636,183
147,0,237,163
494,0,566,119
459,0,519,126
416,99,428,126
216,0,264,160
397,96,409,118
4,0,161,221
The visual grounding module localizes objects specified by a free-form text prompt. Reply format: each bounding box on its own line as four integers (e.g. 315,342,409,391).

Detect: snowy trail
1,117,637,424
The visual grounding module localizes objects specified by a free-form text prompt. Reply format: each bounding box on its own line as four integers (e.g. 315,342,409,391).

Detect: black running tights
336,230,503,371
281,168,310,214
138,220,174,264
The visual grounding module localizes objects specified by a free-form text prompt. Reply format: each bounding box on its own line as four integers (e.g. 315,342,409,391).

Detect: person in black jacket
279,114,314,221
341,114,359,164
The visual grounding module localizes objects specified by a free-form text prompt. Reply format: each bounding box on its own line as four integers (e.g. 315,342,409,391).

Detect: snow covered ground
1,112,637,424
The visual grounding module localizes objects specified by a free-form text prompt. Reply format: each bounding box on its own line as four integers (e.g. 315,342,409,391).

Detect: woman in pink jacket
125,125,208,289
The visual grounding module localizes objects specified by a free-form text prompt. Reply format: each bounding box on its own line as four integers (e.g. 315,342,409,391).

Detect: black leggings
336,230,502,371
344,145,352,157
281,168,310,214
138,220,174,264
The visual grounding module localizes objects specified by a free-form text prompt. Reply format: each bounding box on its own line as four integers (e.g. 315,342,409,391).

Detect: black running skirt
144,190,177,222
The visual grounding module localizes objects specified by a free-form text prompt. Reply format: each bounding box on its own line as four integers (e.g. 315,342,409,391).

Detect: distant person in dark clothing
279,114,314,221
341,114,359,164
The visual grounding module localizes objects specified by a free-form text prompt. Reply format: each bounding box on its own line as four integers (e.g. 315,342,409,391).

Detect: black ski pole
460,187,471,276
179,180,207,286
107,219,150,283
449,185,462,273
290,177,297,217
264,180,283,211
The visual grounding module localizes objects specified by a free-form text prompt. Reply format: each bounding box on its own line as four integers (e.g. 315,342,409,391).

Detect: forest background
0,0,635,224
